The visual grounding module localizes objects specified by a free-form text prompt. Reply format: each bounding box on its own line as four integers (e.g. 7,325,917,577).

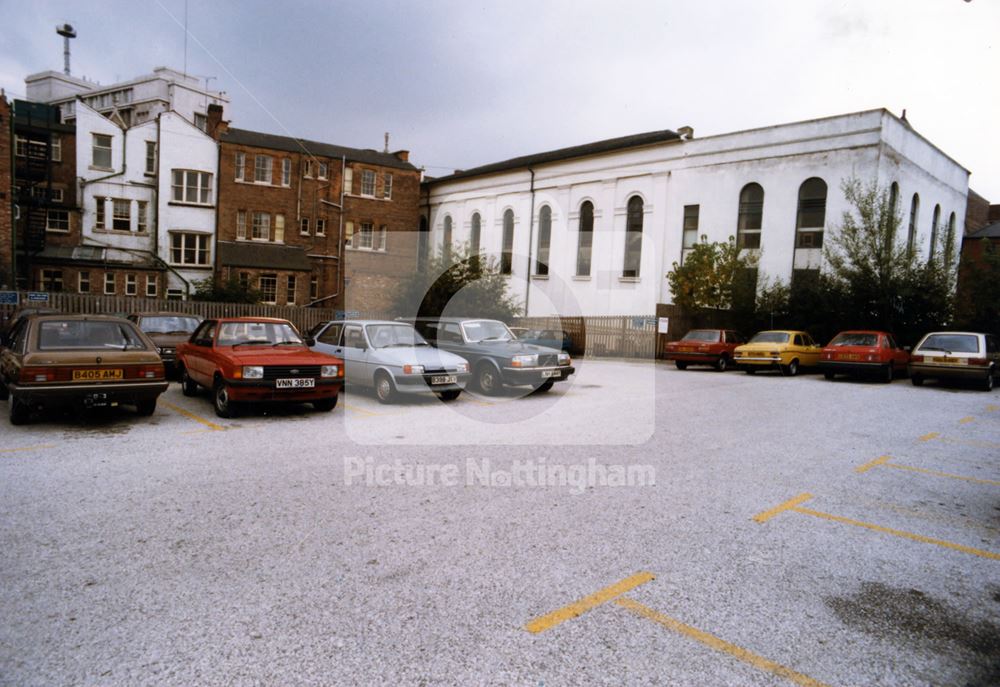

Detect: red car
819,330,910,383
176,317,344,417
663,329,745,371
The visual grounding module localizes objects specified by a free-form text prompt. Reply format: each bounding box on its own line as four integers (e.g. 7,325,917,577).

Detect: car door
884,334,906,371
185,320,216,384
0,319,28,386
313,322,343,356
340,324,368,386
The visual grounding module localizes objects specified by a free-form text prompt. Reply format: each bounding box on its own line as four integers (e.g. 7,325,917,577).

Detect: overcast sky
2,0,998,198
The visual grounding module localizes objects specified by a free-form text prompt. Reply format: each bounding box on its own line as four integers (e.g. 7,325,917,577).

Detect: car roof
336,320,414,327
410,317,504,323
831,330,888,335
917,331,985,338
208,316,292,324
30,314,136,323
130,311,201,317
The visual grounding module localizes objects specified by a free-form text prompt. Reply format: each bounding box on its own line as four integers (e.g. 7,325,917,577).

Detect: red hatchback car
818,330,909,383
176,317,344,417
663,329,745,371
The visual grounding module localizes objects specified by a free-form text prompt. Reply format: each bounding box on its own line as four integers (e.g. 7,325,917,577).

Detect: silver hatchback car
909,331,999,391
309,320,471,403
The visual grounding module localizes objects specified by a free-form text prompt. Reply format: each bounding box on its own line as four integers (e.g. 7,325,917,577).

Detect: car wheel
136,399,157,416
437,389,461,402
180,367,199,397
313,396,339,412
715,356,729,372
784,359,799,377
823,371,835,380
533,380,555,394
0,379,8,401
881,364,893,384
675,361,688,371
744,368,756,375
476,364,501,396
983,368,995,392
213,380,237,418
374,372,396,404
9,395,30,425
911,375,924,387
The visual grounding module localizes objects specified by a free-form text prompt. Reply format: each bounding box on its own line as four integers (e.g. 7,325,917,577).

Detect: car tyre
911,375,924,387
313,396,339,412
823,371,835,380
881,364,893,384
715,356,729,372
374,372,397,404
437,389,462,401
784,359,799,377
675,361,688,371
213,380,237,418
744,368,756,375
136,399,157,416
533,380,555,394
0,379,8,401
180,367,199,397
476,363,502,396
983,368,995,392
9,395,30,425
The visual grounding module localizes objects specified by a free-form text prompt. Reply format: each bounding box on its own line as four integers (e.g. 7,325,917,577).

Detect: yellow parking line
854,455,891,474
918,432,940,442
161,401,225,431
524,572,655,634
880,462,1000,487
614,597,831,687
0,443,57,454
939,436,1000,450
344,403,380,417
986,405,998,412
959,416,975,425
465,397,495,407
752,493,813,523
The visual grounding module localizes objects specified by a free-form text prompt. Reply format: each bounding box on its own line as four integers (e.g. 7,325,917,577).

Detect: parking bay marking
524,572,830,687
855,455,1000,487
754,493,1000,561
959,416,976,425
0,443,57,454
161,401,226,431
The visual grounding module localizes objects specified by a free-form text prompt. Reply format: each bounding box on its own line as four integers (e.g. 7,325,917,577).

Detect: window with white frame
95,196,106,229
259,274,277,304
682,205,700,250
14,135,26,157
361,170,376,196
318,162,328,180
795,178,827,249
194,113,208,132
145,141,156,174
112,199,131,231
274,214,285,243
171,170,213,205
41,269,64,292
254,155,272,184
304,160,313,178
352,223,386,251
300,217,310,235
50,188,64,203
236,211,247,240
316,219,326,236
235,152,246,181
623,195,644,278
310,276,318,300
137,201,148,232
535,206,551,275
146,275,157,298
104,273,116,295
286,275,297,305
576,202,593,277
92,133,113,168
126,274,137,296
343,167,353,194
51,136,61,162
170,232,211,266
383,173,393,199
79,272,90,293
345,221,354,246
251,212,270,240
166,288,183,301
282,158,291,186
46,209,69,232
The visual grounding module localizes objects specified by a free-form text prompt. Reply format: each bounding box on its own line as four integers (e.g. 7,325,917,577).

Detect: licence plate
679,347,695,352
73,369,122,381
276,378,315,389
431,375,457,385
837,354,861,361
931,357,965,365
541,370,562,378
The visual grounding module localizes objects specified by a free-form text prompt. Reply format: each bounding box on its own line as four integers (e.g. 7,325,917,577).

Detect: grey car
309,320,471,403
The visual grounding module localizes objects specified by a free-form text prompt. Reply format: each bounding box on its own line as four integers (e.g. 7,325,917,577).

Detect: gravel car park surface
1,361,998,686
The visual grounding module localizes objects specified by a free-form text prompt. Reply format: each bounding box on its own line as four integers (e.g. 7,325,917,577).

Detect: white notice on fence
657,317,669,334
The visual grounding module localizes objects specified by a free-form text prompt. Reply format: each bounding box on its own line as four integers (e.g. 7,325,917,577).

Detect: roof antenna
384,131,390,153
56,24,76,76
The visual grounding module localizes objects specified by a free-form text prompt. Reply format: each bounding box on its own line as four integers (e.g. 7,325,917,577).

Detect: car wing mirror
304,336,316,347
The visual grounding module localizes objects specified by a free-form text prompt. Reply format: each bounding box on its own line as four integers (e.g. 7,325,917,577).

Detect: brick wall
0,95,12,287
27,264,165,297
966,188,991,234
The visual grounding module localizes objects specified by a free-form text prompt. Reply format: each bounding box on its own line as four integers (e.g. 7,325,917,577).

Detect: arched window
535,206,551,276
442,215,453,259
907,193,920,255
795,178,827,248
576,201,594,277
470,212,481,255
418,215,429,269
501,209,514,274
930,204,941,258
623,195,643,278
889,182,899,217
946,212,957,259
737,183,764,249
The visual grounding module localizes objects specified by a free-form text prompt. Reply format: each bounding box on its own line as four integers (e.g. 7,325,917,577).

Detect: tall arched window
737,183,764,249
623,196,644,278
930,204,941,259
576,201,594,277
535,206,551,276
501,209,514,274
442,215,453,259
470,212,481,255
946,212,957,260
907,193,920,255
889,182,899,216
795,178,827,248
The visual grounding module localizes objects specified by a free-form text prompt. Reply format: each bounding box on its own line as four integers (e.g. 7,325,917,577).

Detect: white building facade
423,110,970,317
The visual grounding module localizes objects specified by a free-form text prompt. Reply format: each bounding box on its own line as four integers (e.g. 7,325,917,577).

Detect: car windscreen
216,321,303,346
366,324,429,348
749,332,790,344
37,320,149,351
461,320,514,342
918,334,980,354
682,330,720,342
829,333,877,347
139,316,200,335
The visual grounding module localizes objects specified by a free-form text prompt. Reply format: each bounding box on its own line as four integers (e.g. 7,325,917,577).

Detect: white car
908,331,999,391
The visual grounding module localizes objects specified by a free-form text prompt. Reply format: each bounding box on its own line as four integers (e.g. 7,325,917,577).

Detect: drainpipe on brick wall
524,168,536,317
306,155,346,307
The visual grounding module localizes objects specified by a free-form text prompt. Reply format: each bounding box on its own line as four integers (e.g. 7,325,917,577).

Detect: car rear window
829,333,878,347
682,330,720,342
139,316,200,334
919,334,980,354
749,332,789,344
37,320,148,351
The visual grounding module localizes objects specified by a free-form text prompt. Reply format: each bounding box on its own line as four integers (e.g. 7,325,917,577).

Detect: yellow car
734,330,822,376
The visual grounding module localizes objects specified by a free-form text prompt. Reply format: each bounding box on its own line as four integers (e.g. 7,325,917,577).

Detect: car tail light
968,358,988,367
21,366,56,383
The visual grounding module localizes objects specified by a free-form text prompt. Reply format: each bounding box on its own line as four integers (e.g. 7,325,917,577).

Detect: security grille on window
137,201,148,232
361,170,376,196
46,210,70,232
254,155,272,184
237,211,247,240
126,274,137,296
316,219,326,236
171,233,210,265
172,170,213,204
300,218,310,235
95,197,106,229
252,212,270,240
92,134,112,168
112,199,131,231
145,141,156,174
737,183,764,249
79,272,90,293
286,275,297,305
259,275,277,304
104,273,116,295
235,152,246,181
146,276,157,298
282,159,291,186
41,270,64,292
383,173,393,199
682,205,700,250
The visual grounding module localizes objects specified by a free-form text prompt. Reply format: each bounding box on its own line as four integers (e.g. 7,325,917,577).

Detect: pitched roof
427,128,681,184
217,241,313,272
968,221,1000,239
221,128,417,171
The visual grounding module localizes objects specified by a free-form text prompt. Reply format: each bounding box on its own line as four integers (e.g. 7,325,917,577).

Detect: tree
191,276,262,304
955,240,1000,336
666,238,758,312
393,244,522,320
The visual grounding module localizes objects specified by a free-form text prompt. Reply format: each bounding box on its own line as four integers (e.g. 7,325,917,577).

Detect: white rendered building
422,110,970,317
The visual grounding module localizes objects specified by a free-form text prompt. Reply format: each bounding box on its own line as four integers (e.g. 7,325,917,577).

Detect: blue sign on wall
0,291,18,306
26,292,50,303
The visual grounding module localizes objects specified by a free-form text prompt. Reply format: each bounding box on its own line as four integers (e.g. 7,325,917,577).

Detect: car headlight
321,364,340,378
456,362,469,374
511,354,538,368
243,365,264,379
403,364,424,375
558,352,571,366
156,346,164,354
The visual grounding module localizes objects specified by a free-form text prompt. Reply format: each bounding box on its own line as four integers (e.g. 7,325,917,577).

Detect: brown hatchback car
0,314,168,425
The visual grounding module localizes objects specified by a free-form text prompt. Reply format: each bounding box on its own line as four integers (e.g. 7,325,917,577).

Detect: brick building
0,93,12,287
214,118,421,312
